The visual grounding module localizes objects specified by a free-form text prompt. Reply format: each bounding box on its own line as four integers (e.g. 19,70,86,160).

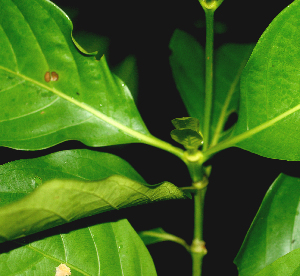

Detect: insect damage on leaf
44,71,51,82
44,71,59,82
55,264,71,276
51,71,59,81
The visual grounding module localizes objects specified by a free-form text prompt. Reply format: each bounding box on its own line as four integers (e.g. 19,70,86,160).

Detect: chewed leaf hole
223,112,238,131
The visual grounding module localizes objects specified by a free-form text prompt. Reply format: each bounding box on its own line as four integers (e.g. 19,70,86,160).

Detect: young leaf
172,117,200,132
169,29,254,148
170,117,203,151
205,0,300,161
0,0,157,150
0,149,186,242
234,173,300,276
0,219,157,275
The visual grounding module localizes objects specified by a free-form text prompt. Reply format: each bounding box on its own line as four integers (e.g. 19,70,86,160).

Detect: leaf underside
0,149,186,243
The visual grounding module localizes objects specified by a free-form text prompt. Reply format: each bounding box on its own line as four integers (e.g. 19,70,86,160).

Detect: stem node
191,238,208,256
193,176,209,190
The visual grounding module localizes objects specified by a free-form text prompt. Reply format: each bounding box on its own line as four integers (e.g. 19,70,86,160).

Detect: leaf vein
0,97,59,123
0,79,25,93
0,20,19,72
88,227,101,276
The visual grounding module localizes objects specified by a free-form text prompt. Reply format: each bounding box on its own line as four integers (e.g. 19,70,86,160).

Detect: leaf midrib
0,65,185,159
210,51,249,147
24,242,91,275
203,103,300,160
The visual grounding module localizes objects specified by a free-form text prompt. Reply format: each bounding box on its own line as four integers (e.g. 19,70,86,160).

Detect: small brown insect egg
44,71,51,82
51,71,59,81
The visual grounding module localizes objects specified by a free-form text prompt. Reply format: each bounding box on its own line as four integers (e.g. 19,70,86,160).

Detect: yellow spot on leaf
55,264,71,276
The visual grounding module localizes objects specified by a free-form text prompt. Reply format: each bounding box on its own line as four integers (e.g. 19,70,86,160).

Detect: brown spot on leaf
51,71,59,81
44,71,51,82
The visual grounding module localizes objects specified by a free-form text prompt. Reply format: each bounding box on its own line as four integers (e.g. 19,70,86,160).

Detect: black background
2,0,297,275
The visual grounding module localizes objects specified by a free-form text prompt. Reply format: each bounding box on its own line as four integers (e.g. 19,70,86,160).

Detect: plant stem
191,188,207,275
203,8,215,151
189,2,224,274
184,151,208,276
191,180,208,276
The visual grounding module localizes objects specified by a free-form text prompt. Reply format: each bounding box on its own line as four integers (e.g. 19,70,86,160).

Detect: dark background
2,0,296,275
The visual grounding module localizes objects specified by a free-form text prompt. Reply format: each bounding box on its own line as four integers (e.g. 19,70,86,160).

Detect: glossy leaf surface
0,149,186,242
0,219,157,275
207,0,300,160
234,173,300,276
254,248,300,276
0,0,151,150
169,29,254,147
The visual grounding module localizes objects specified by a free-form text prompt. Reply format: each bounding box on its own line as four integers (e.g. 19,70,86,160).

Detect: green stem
193,187,206,241
191,186,207,276
203,8,215,151
184,151,208,276
190,2,224,275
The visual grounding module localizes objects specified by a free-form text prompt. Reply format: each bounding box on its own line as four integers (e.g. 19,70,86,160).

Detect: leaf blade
234,173,300,276
0,0,153,150
205,1,300,160
139,227,190,251
0,149,186,243
0,219,157,276
253,248,300,276
169,29,254,147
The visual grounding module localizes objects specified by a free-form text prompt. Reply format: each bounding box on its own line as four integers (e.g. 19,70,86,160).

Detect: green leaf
234,173,300,276
139,227,189,251
169,29,205,130
254,248,300,276
0,149,186,243
0,0,154,150
139,228,169,245
172,117,201,132
169,29,254,148
0,219,157,275
170,117,203,150
170,129,203,150
205,0,300,161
